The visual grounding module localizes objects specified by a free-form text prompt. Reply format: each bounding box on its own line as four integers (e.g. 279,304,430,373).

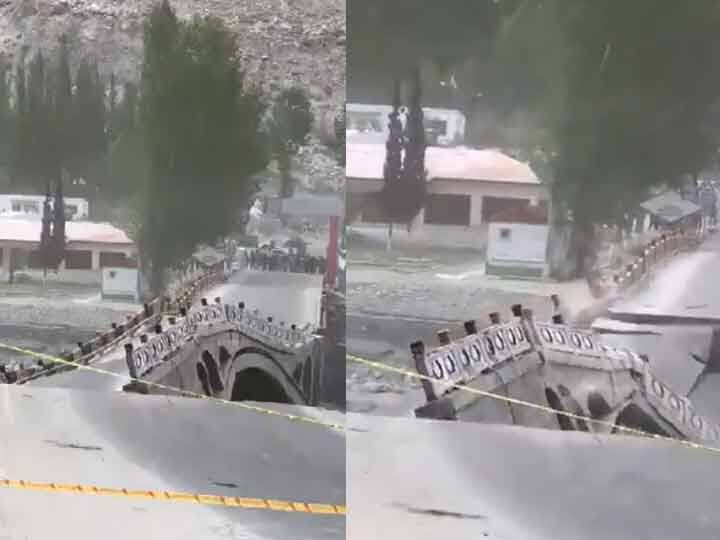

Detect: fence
589,227,705,298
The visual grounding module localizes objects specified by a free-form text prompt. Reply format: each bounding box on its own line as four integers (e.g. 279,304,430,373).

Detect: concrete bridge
412,304,720,448
123,298,326,406
22,269,344,409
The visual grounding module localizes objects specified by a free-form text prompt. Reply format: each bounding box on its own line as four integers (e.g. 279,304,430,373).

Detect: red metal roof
0,218,134,246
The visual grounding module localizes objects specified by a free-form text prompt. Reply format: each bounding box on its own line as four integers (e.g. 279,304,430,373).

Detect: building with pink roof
0,216,137,284
346,142,549,251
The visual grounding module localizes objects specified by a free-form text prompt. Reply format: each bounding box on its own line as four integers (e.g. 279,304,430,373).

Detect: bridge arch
226,347,307,405
195,362,212,397
201,350,224,393
218,346,231,367
231,368,291,404
613,403,670,437
545,387,574,431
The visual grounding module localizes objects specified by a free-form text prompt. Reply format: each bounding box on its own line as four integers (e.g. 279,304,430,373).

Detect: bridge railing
15,267,228,383
602,227,702,295
410,297,720,446
124,298,318,380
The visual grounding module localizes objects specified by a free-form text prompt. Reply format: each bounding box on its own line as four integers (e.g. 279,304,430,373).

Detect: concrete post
124,343,137,379
411,340,438,402
464,320,478,335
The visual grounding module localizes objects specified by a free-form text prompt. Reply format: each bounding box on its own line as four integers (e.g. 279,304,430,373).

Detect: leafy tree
333,104,345,166
72,58,107,200
0,62,13,172
107,81,144,201
11,58,28,190
495,0,720,276
138,0,268,293
377,69,428,248
268,86,313,198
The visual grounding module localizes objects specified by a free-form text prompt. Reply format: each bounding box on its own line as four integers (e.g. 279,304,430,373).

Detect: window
424,194,471,226
499,227,512,240
348,112,383,132
425,118,448,136
359,196,387,223
65,250,92,270
481,197,530,223
21,202,39,214
27,250,46,269
11,203,20,212
100,252,134,268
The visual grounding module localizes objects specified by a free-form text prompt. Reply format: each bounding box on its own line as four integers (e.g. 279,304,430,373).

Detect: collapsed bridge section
412,304,720,448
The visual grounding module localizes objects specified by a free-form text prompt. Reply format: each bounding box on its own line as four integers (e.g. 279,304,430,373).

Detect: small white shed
485,205,549,278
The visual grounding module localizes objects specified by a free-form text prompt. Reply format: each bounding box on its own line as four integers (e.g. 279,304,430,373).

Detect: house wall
347,177,549,252
0,242,136,284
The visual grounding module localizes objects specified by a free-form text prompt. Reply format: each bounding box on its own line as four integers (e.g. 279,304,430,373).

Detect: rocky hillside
0,0,346,191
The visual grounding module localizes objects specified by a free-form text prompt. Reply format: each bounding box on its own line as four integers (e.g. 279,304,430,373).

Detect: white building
346,142,548,251
346,103,467,147
0,194,89,220
0,216,137,284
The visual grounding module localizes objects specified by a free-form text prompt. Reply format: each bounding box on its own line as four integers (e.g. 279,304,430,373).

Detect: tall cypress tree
138,0,267,294
379,80,403,250
0,62,12,171
400,67,427,227
11,59,28,190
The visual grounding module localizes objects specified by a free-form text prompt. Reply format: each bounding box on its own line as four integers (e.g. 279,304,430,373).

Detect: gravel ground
0,284,136,368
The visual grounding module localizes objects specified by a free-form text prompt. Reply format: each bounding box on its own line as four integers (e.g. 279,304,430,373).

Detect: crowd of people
243,247,327,275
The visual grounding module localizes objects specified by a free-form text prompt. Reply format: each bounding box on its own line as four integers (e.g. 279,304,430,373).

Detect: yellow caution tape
346,353,720,456
0,342,345,433
0,478,345,515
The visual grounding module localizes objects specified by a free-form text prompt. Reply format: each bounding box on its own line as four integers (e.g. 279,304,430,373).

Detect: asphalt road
8,270,345,539
348,413,720,540
0,384,345,540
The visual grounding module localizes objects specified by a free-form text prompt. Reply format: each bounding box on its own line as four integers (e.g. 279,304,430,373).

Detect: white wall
0,195,89,220
102,267,140,301
0,243,136,284
487,223,549,268
346,104,467,146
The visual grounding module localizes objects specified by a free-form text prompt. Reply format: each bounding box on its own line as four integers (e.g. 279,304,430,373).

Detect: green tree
26,52,57,191
495,0,720,276
138,0,267,293
0,62,14,174
11,59,28,190
107,81,144,201
333,104,345,166
73,58,107,202
268,86,313,198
